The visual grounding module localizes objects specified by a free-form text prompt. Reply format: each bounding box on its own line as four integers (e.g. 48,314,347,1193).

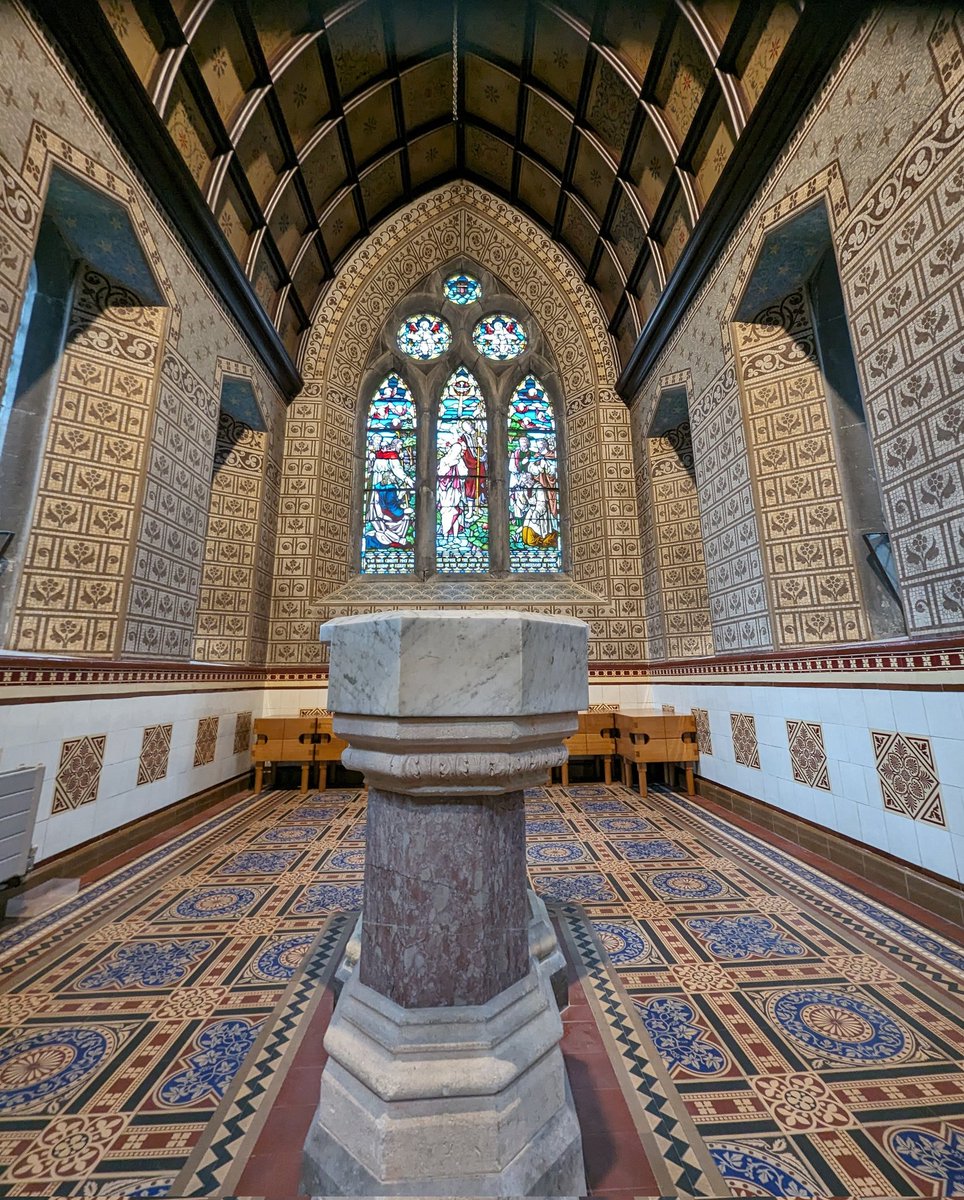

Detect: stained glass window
472,313,527,360
397,313,452,360
436,366,489,573
444,274,482,305
361,374,417,574
508,376,561,573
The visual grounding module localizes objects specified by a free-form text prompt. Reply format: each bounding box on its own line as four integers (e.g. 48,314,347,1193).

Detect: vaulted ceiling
86,0,804,371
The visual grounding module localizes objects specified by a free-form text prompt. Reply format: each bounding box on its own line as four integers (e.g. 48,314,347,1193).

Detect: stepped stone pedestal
302,610,588,1197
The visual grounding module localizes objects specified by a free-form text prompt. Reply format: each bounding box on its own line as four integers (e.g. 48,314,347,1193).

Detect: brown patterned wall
646,420,713,659
194,410,267,663
10,269,165,655
733,289,867,646
632,9,964,649
269,183,647,666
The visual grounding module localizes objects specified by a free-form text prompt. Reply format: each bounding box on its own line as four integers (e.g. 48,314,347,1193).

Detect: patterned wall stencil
730,712,761,770
733,289,866,647
137,723,172,786
52,735,106,813
787,720,830,791
233,711,252,756
871,731,945,827
11,270,165,655
193,717,219,768
693,707,713,756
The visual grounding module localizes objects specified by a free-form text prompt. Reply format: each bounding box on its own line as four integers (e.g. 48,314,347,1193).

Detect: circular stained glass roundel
473,313,527,360
443,274,482,305
397,314,452,361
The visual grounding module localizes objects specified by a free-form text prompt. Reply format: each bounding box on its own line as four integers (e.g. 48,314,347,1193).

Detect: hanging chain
452,0,459,122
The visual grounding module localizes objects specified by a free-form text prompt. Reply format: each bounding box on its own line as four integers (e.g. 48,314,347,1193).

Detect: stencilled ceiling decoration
94,0,803,369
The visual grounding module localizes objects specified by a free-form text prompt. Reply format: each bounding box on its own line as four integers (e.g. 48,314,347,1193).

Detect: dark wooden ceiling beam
616,0,873,400
379,0,413,204
27,0,302,397
509,6,537,203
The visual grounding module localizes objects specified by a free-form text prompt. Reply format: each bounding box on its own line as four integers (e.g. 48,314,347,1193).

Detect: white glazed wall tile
923,691,963,740
915,821,959,881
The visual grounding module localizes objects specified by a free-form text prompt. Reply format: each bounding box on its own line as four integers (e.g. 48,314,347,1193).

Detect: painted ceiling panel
99,0,803,369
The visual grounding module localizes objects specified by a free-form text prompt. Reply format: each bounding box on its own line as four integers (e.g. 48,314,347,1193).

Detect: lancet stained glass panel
472,313,527,360
444,274,482,305
361,374,417,574
396,313,451,360
436,366,489,573
508,376,561,573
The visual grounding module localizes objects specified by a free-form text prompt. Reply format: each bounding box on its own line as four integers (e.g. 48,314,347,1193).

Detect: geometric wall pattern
787,720,831,792
193,716,219,768
693,707,713,757
871,730,945,828
10,269,165,655
52,734,106,813
733,289,866,646
233,711,252,757
731,712,761,770
137,723,172,786
269,182,647,666
644,419,714,659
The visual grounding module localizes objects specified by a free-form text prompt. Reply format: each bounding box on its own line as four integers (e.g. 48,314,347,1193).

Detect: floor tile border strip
173,913,353,1197
555,901,728,1199
653,786,964,980
0,788,284,971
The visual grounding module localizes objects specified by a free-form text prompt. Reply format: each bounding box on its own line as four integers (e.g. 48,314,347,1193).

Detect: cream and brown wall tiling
632,9,964,651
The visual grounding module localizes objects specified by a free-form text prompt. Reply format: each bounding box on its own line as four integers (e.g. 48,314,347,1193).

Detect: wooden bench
560,710,618,785
613,709,699,797
252,716,347,793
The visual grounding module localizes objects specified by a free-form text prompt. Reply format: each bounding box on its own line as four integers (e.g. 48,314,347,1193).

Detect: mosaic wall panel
871,730,945,828
730,712,761,770
630,10,963,647
646,421,713,659
270,183,646,666
786,720,830,792
52,734,106,814
693,707,713,756
124,351,217,659
734,290,866,647
10,269,165,655
194,411,267,664
193,716,219,768
233,710,252,756
137,723,172,786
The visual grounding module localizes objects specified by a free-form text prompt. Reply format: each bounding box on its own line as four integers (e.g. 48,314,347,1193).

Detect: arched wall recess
269,183,651,667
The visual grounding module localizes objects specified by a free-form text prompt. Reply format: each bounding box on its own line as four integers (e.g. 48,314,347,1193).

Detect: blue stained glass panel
472,313,527,360
361,374,416,574
443,274,482,305
436,366,489,573
396,313,451,360
508,376,561,572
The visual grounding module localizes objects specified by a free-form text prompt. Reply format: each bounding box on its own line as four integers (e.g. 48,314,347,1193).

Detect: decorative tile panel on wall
137,723,172,786
124,351,217,658
0,152,40,416
11,270,165,655
647,421,713,658
787,720,831,792
871,730,945,827
693,707,713,756
733,290,866,647
194,411,267,663
838,74,964,634
233,711,252,756
52,734,106,813
269,183,645,666
193,716,219,768
686,363,772,652
730,712,761,770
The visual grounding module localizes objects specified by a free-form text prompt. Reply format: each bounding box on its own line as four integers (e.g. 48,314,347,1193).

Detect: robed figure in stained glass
436,367,489,573
508,376,561,572
361,375,417,574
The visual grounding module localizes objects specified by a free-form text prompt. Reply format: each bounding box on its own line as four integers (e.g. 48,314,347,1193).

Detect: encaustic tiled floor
1,783,964,1199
